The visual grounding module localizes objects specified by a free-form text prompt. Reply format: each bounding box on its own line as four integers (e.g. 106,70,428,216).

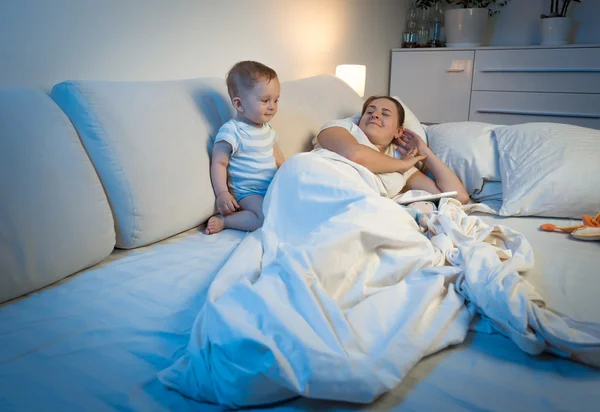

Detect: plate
571,227,600,241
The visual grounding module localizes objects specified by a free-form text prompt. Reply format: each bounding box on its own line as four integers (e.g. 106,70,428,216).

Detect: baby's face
239,77,280,126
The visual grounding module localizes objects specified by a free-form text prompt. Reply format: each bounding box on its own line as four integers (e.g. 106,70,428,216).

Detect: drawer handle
476,109,600,119
480,68,600,73
447,60,469,73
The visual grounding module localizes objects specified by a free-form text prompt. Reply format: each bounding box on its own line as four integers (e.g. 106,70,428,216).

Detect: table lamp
335,64,366,97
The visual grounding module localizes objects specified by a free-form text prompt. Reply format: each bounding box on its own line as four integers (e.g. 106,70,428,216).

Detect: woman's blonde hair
361,96,405,128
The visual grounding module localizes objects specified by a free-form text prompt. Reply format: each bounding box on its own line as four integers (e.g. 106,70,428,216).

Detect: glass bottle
428,1,445,48
416,6,430,47
402,1,418,48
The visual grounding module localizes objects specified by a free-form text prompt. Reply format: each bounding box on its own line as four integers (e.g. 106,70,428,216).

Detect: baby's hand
216,192,239,215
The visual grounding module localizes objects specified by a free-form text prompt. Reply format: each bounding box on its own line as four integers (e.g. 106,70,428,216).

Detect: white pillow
495,122,600,218
351,96,427,145
425,122,501,196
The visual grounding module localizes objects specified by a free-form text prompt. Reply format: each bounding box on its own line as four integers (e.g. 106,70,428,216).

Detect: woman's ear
395,126,405,140
232,97,244,113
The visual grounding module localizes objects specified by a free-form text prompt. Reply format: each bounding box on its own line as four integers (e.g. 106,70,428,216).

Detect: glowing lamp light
335,64,366,97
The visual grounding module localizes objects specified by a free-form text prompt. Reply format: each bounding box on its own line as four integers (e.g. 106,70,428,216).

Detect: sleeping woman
315,95,469,204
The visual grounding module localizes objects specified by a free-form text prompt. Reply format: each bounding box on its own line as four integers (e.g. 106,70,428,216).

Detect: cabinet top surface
391,44,600,52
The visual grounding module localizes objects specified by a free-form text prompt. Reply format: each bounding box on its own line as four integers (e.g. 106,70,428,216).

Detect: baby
205,61,284,235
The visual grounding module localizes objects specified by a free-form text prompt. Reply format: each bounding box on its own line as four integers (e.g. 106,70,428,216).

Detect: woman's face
358,98,403,149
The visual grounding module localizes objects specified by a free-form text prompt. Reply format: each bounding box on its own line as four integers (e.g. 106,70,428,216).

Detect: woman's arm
418,148,469,204
398,130,469,204
317,127,425,174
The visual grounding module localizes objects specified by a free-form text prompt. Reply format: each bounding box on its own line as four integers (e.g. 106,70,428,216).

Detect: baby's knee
256,213,265,227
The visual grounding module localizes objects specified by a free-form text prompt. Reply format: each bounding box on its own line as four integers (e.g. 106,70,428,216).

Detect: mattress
1,217,599,411
0,227,246,412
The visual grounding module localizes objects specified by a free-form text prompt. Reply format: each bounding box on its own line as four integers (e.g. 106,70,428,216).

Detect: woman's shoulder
313,117,368,149
318,117,357,134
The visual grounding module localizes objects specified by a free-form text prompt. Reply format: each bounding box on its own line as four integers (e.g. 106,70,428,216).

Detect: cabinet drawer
470,91,600,129
473,48,600,94
390,50,474,123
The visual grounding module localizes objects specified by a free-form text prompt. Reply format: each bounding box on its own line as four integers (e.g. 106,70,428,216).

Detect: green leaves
541,0,582,18
415,0,440,9
415,0,512,16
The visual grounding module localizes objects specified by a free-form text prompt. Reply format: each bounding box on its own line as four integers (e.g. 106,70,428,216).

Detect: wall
485,0,599,46
0,0,407,97
0,1,597,97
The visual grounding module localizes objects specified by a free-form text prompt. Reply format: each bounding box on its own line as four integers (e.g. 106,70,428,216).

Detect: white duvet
159,150,600,409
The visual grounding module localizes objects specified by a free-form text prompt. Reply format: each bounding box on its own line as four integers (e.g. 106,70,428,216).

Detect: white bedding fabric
159,151,600,409
477,214,600,324
425,122,500,196
495,122,600,218
1,205,599,411
0,228,246,412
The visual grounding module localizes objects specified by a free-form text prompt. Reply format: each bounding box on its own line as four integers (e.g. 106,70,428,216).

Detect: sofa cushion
272,75,364,158
0,88,115,303
51,78,228,249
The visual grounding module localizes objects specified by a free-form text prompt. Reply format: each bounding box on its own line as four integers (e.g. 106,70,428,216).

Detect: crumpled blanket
159,150,600,409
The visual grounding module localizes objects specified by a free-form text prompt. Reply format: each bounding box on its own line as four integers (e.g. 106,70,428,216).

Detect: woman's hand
397,147,427,172
216,191,239,215
395,129,428,154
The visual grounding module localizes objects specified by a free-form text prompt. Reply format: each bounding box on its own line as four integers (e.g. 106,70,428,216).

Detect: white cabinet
390,45,600,129
470,91,600,130
390,50,474,124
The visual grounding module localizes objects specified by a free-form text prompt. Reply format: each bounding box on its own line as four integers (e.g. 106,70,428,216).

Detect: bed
1,215,598,412
1,75,599,411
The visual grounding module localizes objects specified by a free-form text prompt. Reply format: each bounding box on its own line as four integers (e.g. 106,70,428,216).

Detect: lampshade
335,64,366,97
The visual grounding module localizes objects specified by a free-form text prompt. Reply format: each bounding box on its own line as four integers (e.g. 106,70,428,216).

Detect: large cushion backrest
272,75,364,158
51,78,229,249
0,88,115,303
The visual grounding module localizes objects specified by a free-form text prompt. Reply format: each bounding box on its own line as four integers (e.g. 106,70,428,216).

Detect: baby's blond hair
226,61,278,100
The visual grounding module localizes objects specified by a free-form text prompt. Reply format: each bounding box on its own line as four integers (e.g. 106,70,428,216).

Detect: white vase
541,17,572,45
444,8,489,48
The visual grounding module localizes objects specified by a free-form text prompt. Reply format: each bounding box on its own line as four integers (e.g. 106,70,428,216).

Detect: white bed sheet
0,227,246,412
284,214,600,412
477,215,600,324
0,216,599,412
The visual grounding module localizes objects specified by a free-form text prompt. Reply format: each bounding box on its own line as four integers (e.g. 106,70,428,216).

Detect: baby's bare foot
205,215,225,235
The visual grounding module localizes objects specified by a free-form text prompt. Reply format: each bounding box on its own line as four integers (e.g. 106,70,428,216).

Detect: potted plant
443,0,512,48
540,0,581,45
